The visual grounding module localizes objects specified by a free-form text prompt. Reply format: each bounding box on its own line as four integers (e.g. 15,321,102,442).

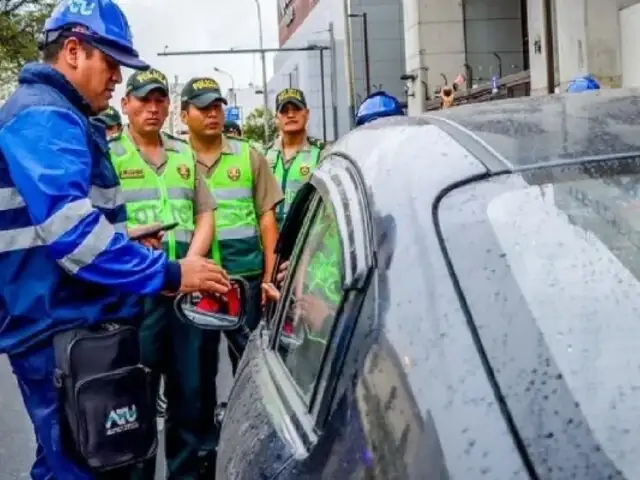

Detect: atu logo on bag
105,405,140,436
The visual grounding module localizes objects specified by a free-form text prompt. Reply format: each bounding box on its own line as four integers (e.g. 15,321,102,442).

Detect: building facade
268,0,406,140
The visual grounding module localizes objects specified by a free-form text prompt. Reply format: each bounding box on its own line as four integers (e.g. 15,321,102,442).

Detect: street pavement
0,338,234,480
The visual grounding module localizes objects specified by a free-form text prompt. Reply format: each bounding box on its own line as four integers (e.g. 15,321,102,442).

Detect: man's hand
297,294,331,332
128,224,164,249
178,257,231,294
261,260,290,306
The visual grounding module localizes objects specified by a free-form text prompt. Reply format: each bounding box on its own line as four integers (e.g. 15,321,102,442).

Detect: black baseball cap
94,106,122,127
224,120,241,135
181,77,227,109
126,68,169,98
275,88,307,112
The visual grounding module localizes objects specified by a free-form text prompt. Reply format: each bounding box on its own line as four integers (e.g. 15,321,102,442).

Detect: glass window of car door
276,198,345,403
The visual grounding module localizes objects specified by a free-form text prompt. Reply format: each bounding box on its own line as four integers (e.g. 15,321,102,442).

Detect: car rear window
438,159,640,478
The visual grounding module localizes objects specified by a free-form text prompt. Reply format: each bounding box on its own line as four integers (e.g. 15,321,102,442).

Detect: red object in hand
195,284,241,316
282,320,294,335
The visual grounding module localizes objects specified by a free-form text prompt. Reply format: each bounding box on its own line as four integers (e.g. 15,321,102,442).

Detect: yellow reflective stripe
212,187,252,201
59,214,115,274
121,188,159,202
217,225,258,241
0,187,25,211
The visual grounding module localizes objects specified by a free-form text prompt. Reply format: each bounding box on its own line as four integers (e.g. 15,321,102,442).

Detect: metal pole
362,13,371,96
319,49,327,142
213,67,236,105
253,0,270,142
342,0,356,128
328,22,339,140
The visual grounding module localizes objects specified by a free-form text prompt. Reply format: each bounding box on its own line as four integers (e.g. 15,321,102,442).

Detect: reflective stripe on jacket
110,133,196,260
267,145,321,225
206,138,262,276
0,63,176,355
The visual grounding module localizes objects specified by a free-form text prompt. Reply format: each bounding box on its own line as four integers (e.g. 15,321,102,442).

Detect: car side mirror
174,277,250,330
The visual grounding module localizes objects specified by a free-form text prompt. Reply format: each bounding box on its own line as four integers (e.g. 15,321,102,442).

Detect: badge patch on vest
177,164,191,180
120,168,144,179
227,167,241,181
299,164,311,176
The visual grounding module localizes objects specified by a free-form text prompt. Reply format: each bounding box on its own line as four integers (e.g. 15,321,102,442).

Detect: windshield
439,159,640,479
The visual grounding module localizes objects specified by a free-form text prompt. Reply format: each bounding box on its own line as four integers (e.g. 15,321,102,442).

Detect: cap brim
95,42,149,70
277,99,306,112
129,83,169,98
189,92,227,108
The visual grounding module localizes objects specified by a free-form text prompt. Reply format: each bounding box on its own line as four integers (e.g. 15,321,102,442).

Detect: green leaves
241,107,278,146
0,0,55,86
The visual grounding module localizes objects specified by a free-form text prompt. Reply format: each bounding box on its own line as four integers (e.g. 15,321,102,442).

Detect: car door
215,156,373,479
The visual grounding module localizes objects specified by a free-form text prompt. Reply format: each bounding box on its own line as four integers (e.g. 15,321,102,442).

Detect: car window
438,159,640,478
275,198,345,403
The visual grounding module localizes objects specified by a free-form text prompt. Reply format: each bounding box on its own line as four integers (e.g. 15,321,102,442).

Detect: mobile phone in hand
130,222,179,241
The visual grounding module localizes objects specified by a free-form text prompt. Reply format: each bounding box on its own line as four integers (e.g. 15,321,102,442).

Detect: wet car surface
212,89,640,479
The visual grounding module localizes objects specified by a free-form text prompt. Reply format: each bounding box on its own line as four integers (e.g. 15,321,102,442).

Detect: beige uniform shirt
195,135,283,215
269,136,325,169
125,128,215,214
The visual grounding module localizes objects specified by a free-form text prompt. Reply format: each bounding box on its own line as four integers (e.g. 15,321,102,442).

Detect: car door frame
260,154,375,454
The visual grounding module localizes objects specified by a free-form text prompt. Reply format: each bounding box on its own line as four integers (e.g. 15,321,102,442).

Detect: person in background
223,119,242,137
355,90,405,126
110,68,220,479
93,105,122,138
180,76,283,372
264,88,325,227
567,74,601,93
0,1,229,479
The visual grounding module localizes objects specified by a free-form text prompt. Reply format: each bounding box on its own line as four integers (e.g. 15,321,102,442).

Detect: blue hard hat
42,0,147,70
355,91,404,126
567,74,600,93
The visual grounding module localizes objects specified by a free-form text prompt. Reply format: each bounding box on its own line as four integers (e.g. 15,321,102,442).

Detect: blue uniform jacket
0,63,182,355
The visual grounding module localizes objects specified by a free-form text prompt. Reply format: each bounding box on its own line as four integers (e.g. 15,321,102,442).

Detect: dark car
180,89,640,479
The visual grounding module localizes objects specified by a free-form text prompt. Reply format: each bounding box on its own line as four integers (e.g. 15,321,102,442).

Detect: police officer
110,68,220,478
94,105,122,138
264,88,325,227
0,1,229,479
355,90,404,126
223,119,242,137
180,76,283,371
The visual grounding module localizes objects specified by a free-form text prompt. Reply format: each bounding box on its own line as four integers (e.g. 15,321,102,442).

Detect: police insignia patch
177,164,191,180
120,168,144,179
299,164,310,176
227,167,241,181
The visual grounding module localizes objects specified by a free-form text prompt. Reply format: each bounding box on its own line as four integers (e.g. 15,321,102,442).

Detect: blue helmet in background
355,91,404,126
42,0,147,70
567,74,600,93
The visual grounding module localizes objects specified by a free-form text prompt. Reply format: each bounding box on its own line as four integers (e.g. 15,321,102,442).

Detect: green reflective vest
266,144,321,226
110,133,196,260
206,137,263,276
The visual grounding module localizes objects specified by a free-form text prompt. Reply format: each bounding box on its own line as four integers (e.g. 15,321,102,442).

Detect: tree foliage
242,107,278,146
0,0,56,86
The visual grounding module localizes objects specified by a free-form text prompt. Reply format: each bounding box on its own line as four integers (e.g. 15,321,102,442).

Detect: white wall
620,2,640,86
268,0,405,140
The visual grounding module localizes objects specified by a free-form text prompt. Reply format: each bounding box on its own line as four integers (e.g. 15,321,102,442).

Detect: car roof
426,88,640,170
336,88,640,175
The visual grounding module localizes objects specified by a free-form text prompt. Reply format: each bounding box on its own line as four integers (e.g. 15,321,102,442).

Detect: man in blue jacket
0,1,230,479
